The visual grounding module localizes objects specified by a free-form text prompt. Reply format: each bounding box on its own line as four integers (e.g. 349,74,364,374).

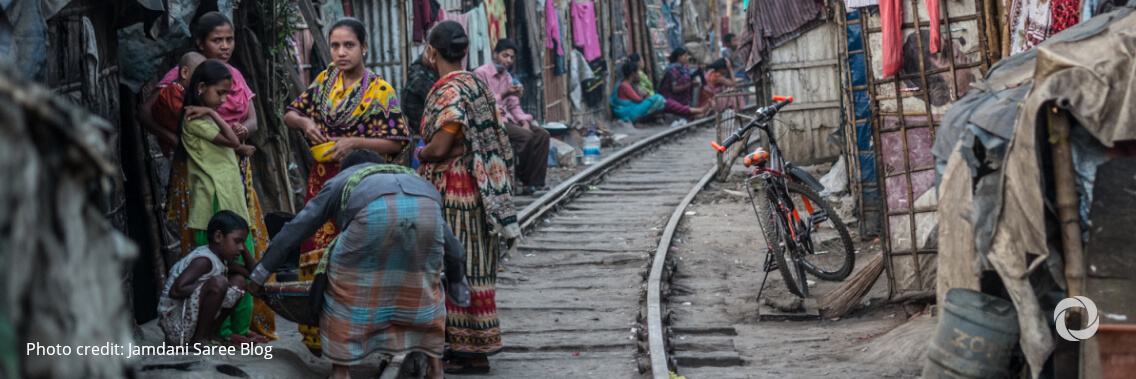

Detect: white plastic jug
582,129,601,165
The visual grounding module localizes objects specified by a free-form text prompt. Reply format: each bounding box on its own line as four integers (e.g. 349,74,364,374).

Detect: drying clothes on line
1082,0,1101,21
1049,0,1080,35
545,0,565,55
412,0,437,42
737,0,826,74
662,0,683,51
467,3,493,70
485,0,507,46
879,0,903,78
569,50,596,109
570,1,603,61
546,0,567,75
928,0,941,53
844,0,879,9
1008,0,1052,55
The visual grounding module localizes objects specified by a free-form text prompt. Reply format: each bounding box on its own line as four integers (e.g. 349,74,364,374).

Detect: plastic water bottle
582,129,601,165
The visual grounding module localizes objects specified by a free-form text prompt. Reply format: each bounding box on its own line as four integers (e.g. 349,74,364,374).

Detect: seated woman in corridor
611,62,666,122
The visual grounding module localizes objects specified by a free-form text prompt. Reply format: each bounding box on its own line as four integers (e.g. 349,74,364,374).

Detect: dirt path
666,170,931,378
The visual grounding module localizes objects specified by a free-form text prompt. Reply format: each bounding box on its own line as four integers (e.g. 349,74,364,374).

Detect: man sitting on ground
473,39,550,195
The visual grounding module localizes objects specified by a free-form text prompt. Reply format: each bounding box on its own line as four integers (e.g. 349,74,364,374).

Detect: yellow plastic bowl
310,141,336,163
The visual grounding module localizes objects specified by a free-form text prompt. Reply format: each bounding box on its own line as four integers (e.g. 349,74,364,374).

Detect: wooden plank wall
767,22,843,165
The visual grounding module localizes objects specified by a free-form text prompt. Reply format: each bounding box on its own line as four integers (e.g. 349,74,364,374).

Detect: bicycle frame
746,122,810,253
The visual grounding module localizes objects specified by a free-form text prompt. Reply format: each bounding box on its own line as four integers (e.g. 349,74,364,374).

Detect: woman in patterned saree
658,47,709,119
138,11,275,345
282,17,411,355
416,21,520,374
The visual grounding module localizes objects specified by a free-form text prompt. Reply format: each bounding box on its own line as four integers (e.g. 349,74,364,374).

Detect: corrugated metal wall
357,0,408,89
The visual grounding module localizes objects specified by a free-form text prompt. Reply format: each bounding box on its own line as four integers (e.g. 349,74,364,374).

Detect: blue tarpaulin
844,10,879,235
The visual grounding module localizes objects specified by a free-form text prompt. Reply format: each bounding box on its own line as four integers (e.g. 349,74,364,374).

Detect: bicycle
712,96,855,298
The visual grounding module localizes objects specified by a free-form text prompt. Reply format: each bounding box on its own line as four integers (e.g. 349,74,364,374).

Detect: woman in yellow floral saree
282,17,410,355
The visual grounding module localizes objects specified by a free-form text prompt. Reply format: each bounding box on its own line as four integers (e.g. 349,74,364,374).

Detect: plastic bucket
923,288,1020,378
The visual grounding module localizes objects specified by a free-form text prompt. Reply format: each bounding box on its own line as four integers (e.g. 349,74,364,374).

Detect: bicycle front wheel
785,182,855,281
750,184,807,297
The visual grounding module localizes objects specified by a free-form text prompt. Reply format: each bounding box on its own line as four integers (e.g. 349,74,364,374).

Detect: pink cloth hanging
927,0,941,53
880,0,903,78
570,1,602,61
545,0,564,55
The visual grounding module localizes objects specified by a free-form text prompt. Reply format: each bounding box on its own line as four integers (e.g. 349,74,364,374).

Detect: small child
158,211,254,345
152,52,206,157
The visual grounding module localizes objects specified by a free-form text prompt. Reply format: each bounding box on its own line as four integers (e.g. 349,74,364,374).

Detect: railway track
427,119,717,378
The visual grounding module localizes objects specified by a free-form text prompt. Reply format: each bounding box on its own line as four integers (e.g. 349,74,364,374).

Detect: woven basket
261,281,319,325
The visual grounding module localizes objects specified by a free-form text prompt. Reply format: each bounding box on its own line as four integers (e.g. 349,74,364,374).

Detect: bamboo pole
1047,106,1101,379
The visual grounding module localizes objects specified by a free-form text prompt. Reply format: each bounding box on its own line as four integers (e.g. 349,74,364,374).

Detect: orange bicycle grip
772,95,793,102
711,141,726,152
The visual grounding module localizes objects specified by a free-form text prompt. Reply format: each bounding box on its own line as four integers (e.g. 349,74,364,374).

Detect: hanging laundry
1009,0,1052,55
546,0,567,75
545,0,564,55
466,3,493,70
570,1,603,61
662,0,684,51
737,0,826,74
521,0,544,76
569,50,596,109
485,0,508,46
879,0,903,78
1049,0,1080,35
927,0,941,53
439,10,470,69
412,0,437,42
844,0,879,9
1082,0,1101,21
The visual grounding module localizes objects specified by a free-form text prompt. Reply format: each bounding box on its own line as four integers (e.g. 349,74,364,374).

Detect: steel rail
517,116,716,228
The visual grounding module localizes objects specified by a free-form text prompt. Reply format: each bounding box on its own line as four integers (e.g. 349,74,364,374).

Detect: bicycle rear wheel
749,183,807,297
785,182,855,281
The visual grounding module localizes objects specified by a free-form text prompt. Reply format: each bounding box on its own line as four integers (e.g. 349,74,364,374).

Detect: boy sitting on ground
157,211,256,346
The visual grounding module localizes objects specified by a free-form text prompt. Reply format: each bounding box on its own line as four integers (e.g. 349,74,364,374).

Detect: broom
819,253,885,318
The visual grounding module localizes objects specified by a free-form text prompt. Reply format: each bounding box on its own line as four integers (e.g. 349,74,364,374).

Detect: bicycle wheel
785,182,855,281
749,183,807,297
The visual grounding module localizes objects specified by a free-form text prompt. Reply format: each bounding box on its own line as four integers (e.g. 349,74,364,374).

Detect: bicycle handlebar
711,96,793,152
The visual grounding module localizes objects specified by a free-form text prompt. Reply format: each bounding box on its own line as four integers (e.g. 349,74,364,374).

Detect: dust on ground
669,164,934,378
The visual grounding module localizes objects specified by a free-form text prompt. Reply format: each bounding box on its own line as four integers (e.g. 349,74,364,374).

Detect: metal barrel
923,288,1020,378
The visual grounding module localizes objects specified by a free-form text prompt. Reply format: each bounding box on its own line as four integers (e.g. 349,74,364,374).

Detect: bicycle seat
743,148,769,167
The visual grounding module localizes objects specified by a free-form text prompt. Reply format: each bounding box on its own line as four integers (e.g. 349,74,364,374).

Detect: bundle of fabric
735,0,827,76
934,7,1136,376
